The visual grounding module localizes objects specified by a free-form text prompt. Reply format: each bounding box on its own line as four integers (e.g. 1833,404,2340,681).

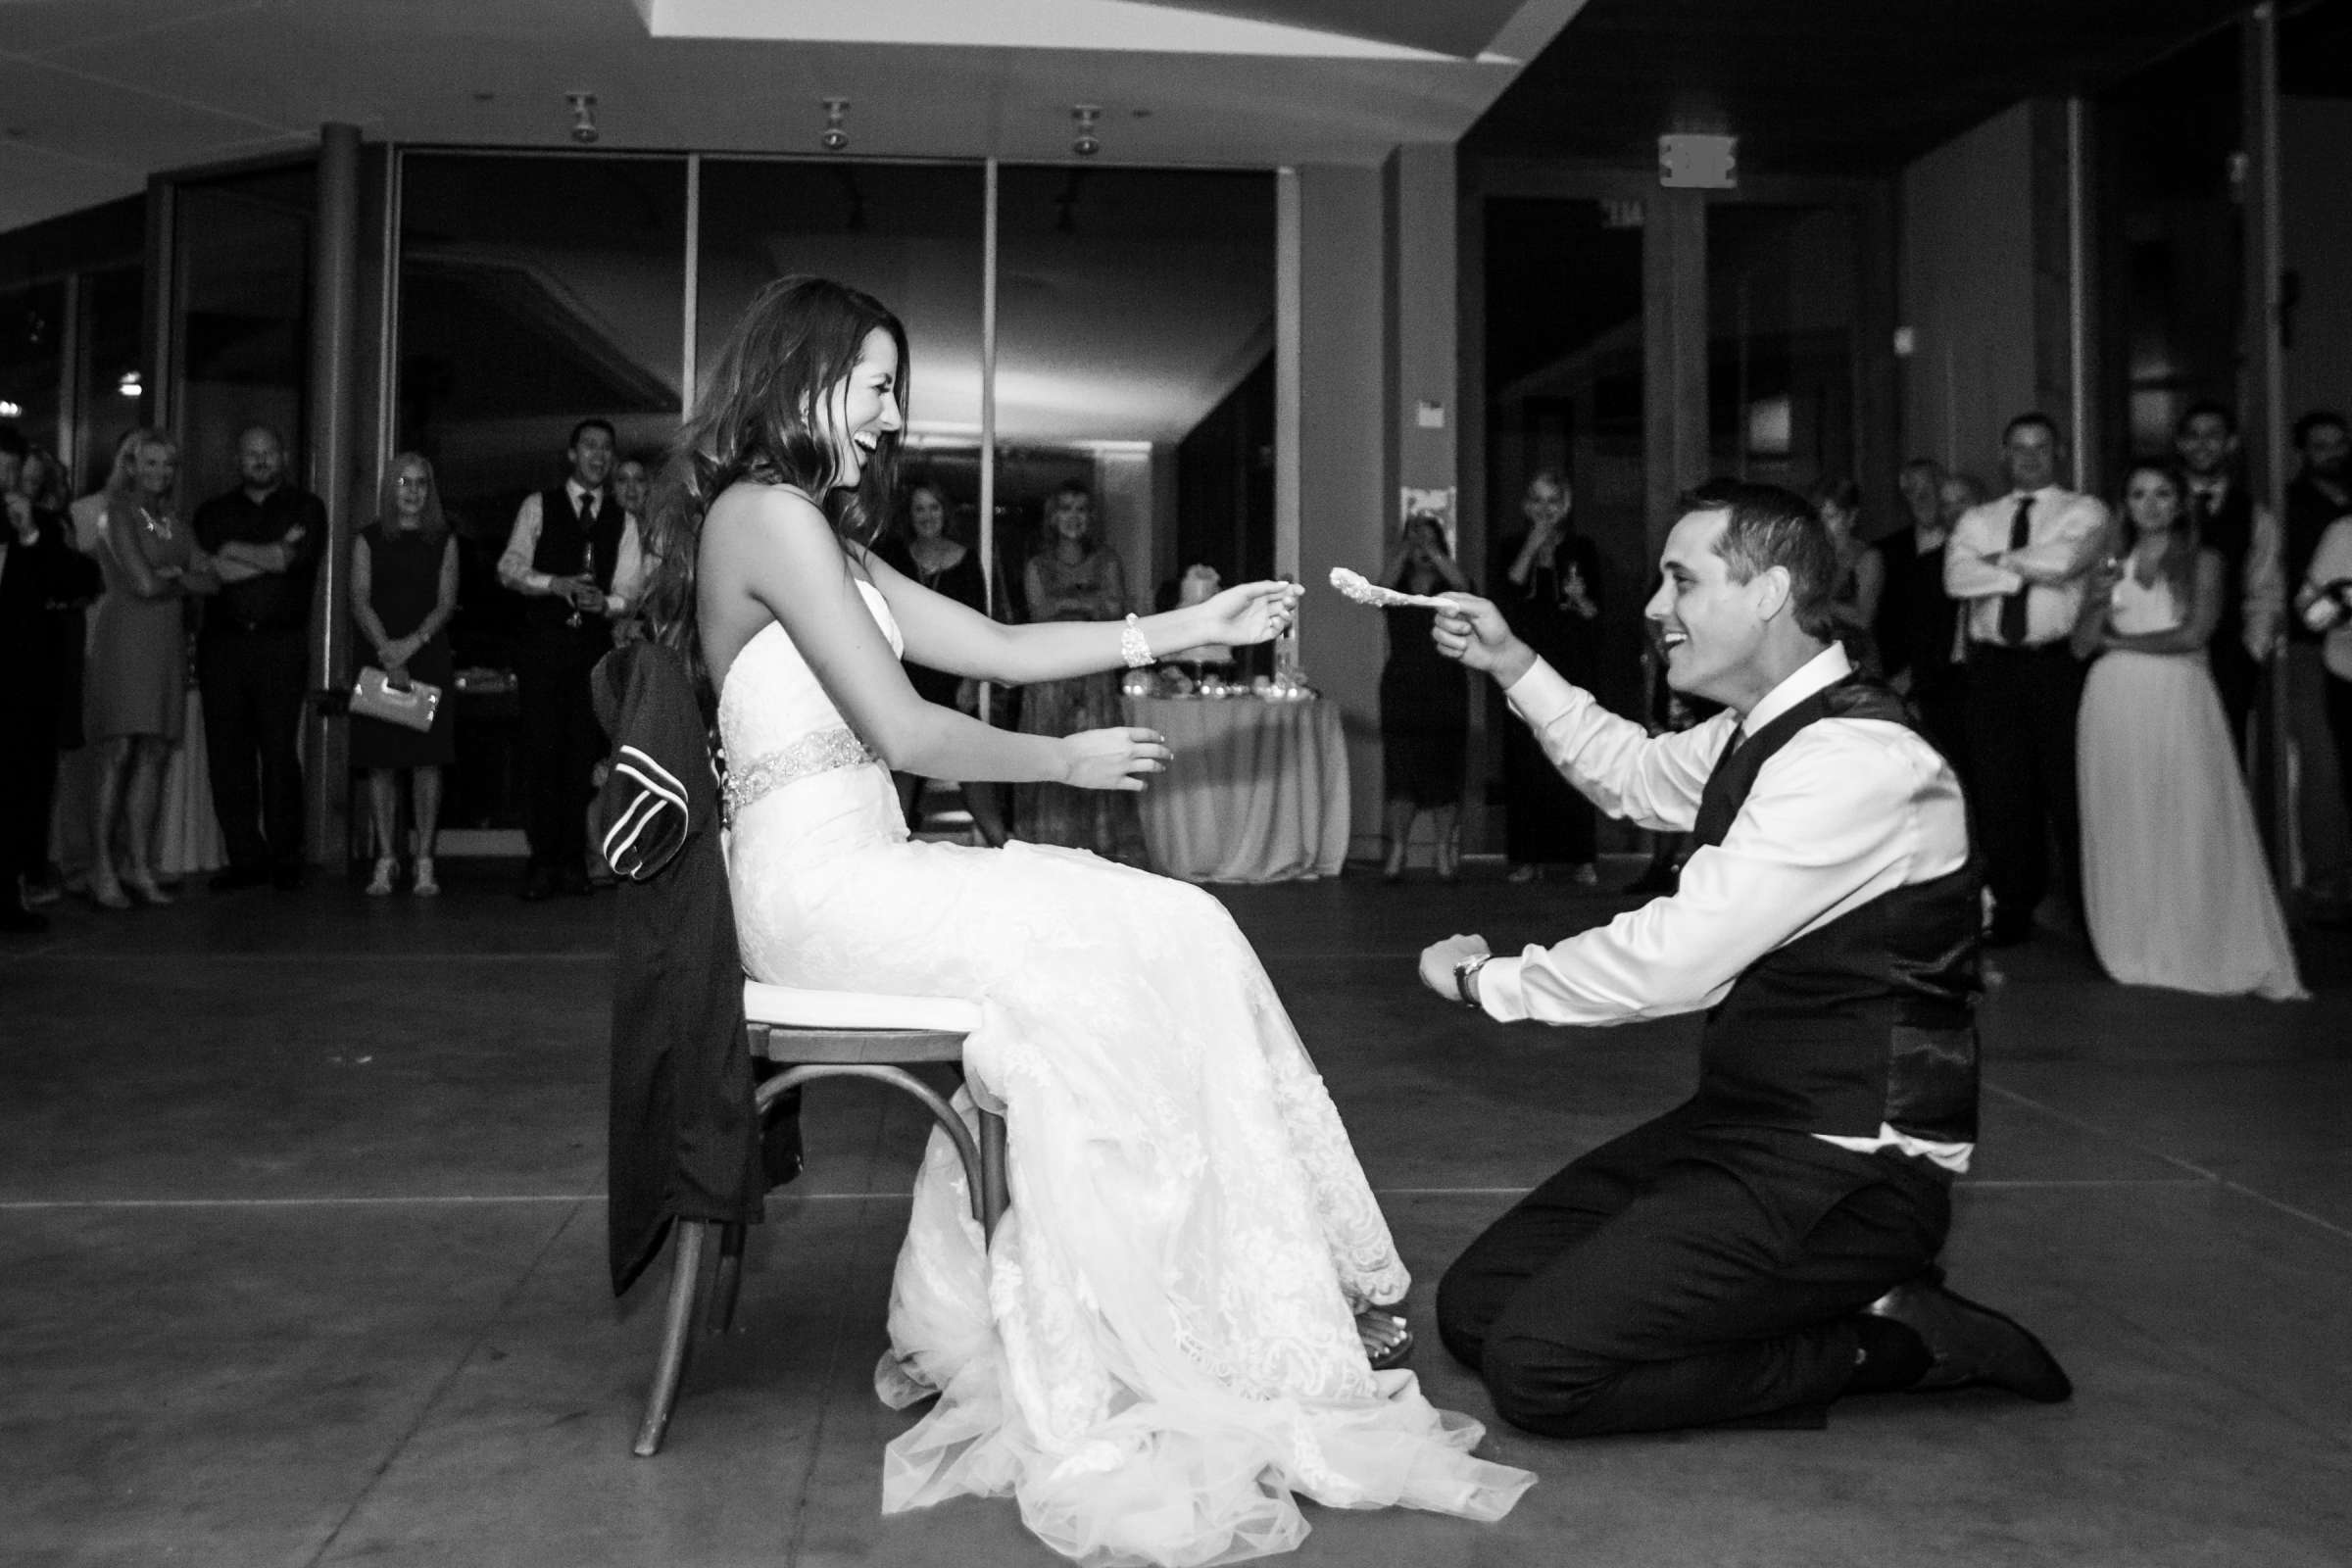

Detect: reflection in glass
1483,197,1645,712
0,280,67,452
695,160,984,440
2095,29,2242,463
995,167,1275,615
1706,203,1857,499
395,152,688,831
173,167,314,507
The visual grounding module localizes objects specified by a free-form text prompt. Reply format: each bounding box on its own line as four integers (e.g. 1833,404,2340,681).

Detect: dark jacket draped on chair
592,642,800,1295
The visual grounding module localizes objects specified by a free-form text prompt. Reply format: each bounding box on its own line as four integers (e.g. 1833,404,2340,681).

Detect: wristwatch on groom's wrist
1452,955,1492,1011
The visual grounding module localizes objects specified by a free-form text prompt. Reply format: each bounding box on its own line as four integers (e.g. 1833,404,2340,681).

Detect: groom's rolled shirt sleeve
1503,658,1725,834
1476,725,1955,1028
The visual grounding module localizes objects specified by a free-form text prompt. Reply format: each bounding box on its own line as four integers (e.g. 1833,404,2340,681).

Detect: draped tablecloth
1123,694,1349,884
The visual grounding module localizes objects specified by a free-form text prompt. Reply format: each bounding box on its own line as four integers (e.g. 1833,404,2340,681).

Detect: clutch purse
350,665,442,732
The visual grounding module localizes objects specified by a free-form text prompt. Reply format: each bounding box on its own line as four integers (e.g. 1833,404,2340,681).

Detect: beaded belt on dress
722,726,879,820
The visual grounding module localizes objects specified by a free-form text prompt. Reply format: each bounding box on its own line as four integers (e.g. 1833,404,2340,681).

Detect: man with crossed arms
1418,479,2070,1438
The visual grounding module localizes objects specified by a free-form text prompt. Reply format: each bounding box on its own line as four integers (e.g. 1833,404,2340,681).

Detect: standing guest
1811,476,1885,674
2074,462,2303,999
85,429,218,908
1377,512,1471,882
1015,481,1143,861
1498,469,1601,885
2172,402,2284,758
10,443,98,911
70,431,140,555
0,428,102,931
2298,511,2352,912
1945,415,2107,946
1883,459,1970,768
2283,410,2351,913
1422,479,2069,1439
351,455,460,898
191,425,325,891
877,480,1006,845
498,417,647,900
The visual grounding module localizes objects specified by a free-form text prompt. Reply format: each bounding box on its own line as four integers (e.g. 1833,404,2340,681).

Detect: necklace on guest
137,505,174,541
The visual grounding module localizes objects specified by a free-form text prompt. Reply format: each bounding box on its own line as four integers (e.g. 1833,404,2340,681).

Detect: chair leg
978,1106,1008,1239
633,1220,710,1457
708,1222,748,1335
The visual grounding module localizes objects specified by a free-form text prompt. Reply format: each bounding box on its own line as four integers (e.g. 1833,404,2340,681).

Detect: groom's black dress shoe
1865,1269,2073,1402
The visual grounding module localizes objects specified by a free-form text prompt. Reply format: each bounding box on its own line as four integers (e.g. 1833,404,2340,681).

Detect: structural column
305,122,363,862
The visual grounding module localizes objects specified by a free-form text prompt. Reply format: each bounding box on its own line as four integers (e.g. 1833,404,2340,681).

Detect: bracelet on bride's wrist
1120,612,1154,669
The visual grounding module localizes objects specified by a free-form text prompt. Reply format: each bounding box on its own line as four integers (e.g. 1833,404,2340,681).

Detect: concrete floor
4,859,2349,1567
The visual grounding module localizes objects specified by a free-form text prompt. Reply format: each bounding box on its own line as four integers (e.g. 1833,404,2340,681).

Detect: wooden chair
631,979,1004,1457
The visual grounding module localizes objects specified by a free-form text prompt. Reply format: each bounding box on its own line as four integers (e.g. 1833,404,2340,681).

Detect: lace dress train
720,582,1532,1566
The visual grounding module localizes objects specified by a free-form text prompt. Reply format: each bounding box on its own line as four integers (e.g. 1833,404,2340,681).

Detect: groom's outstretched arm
1435,593,1723,831
1505,660,1728,832
1434,724,1960,1028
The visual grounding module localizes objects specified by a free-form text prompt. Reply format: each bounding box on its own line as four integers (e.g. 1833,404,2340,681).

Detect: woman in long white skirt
2074,460,2305,1000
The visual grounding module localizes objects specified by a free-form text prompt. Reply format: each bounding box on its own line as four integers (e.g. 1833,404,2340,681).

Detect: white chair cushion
743,979,984,1036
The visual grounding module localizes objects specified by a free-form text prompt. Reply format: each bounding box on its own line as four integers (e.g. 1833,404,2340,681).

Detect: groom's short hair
1679,478,1837,642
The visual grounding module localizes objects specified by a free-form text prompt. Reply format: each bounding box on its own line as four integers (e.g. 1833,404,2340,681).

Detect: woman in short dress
84,428,217,908
351,453,460,897
1497,469,1601,883
1812,475,1886,675
1015,481,1144,860
877,478,1005,844
1378,512,1471,880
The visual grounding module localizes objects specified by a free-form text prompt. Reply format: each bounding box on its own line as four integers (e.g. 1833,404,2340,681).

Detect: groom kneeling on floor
1419,479,2072,1437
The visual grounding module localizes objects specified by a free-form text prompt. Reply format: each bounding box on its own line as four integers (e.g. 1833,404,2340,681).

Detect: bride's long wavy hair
642,275,910,710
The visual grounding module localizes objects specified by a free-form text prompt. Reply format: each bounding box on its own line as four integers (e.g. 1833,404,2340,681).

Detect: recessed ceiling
1470,0,2255,175
0,0,1585,233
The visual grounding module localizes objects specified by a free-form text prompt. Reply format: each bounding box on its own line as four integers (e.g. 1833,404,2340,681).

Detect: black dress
350,523,457,770
1379,605,1468,808
878,538,988,707
1501,532,1601,866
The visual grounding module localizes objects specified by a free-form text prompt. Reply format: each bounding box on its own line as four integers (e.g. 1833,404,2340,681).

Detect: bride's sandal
1357,1306,1414,1371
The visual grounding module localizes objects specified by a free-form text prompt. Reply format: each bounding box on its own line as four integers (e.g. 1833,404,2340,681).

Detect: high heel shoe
1382,842,1407,883
411,857,440,898
1436,833,1461,883
88,867,132,910
124,869,174,906
365,857,397,897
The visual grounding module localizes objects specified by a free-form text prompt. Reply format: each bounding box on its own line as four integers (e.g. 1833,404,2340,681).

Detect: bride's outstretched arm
715,487,1169,789
863,548,1298,683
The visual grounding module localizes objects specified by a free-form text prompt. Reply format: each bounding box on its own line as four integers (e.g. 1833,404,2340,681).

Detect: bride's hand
1193,580,1302,647
1058,727,1174,792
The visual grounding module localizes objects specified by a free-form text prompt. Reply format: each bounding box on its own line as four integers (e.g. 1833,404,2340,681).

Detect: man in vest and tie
498,417,648,901
1418,479,2069,1438
2174,401,2284,760
1946,413,2109,945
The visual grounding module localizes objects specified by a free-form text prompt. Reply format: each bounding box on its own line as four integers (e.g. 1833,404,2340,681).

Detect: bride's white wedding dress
720,580,1532,1567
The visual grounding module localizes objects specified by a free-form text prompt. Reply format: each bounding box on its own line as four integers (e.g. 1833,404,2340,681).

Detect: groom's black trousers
1436,1102,1950,1437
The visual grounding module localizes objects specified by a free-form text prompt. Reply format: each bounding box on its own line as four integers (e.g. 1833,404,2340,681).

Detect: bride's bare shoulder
707,478,826,534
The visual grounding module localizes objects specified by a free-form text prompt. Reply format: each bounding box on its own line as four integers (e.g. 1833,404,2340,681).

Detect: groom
1418,479,2071,1437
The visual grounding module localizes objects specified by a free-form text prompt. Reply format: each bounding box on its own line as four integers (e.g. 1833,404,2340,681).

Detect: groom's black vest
1686,678,1981,1148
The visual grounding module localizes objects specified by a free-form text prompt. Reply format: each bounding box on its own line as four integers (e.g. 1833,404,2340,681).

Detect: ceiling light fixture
567,92,598,145
1070,105,1102,159
820,98,850,153
117,371,142,399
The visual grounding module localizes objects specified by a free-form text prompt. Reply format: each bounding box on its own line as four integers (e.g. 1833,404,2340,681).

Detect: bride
644,276,1531,1566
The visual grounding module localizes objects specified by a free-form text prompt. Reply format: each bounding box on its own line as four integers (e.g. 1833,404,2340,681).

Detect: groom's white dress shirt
1474,643,1975,1172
